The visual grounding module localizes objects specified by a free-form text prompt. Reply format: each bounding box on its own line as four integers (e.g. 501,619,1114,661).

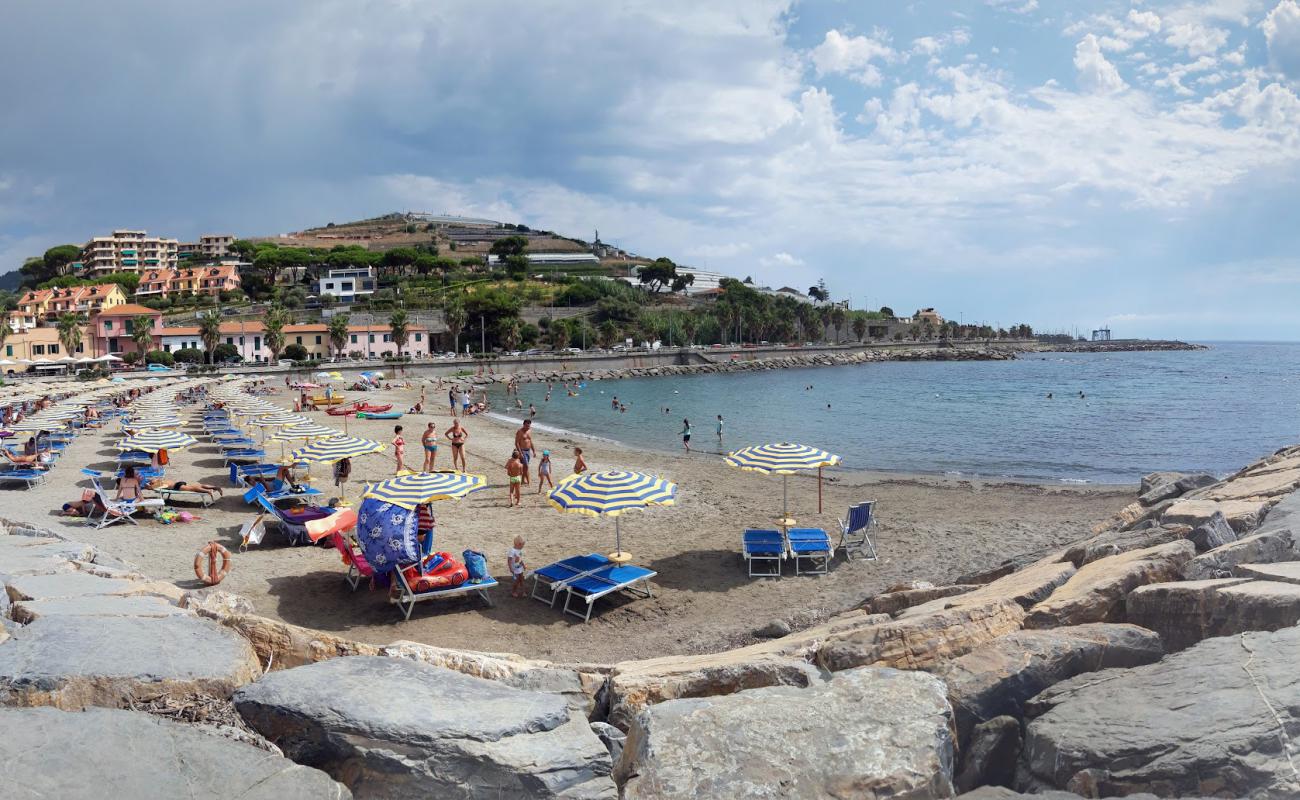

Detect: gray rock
1138,473,1188,506
0,706,349,799
1125,578,1252,651
955,715,1020,793
1019,625,1300,797
5,571,138,601
1189,510,1237,552
1062,525,1190,566
1235,561,1300,585
1175,473,1219,494
0,614,261,708
234,655,615,799
1183,527,1297,580
868,584,976,616
930,624,1162,746
1023,541,1195,629
617,667,955,799
957,789,1172,800
9,594,188,623
1140,471,1184,497
1257,487,1300,535
753,618,792,638
590,721,626,767
181,588,257,617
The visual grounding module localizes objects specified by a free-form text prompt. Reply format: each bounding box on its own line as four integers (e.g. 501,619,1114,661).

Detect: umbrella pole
615,516,622,556
782,474,789,522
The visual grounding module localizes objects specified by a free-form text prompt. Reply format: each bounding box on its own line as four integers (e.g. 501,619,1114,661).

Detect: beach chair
561,563,658,622
391,566,497,620
218,437,258,449
223,448,266,465
157,484,214,507
0,469,47,489
253,493,335,545
330,532,374,590
84,476,163,529
787,528,832,575
838,501,878,561
741,529,784,577
117,449,153,466
241,480,322,506
529,553,612,606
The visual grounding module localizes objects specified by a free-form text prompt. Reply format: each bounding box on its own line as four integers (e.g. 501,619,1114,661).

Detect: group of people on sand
504,419,586,508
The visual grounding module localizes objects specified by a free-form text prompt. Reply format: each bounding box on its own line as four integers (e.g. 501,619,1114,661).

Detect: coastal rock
1182,527,1297,580
1062,524,1190,566
955,716,1021,793
957,790,1170,800
1019,625,1300,797
0,614,260,709
1235,561,1300,585
590,721,626,766
1140,471,1185,498
930,624,1162,746
1162,497,1272,533
616,667,956,800
1125,578,1251,651
208,612,382,670
867,584,976,616
0,536,94,579
1137,471,1213,506
1188,511,1237,552
753,618,792,637
901,558,1077,615
1196,468,1300,502
9,594,189,623
1022,540,1194,628
180,587,257,617
0,706,350,800
1208,580,1300,637
234,655,616,799
954,562,1016,585
3,570,183,604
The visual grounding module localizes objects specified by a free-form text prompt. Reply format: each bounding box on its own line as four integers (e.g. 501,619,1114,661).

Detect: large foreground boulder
1183,527,1297,580
616,667,956,799
1125,578,1251,651
0,614,260,708
1023,540,1194,628
234,655,616,799
1162,497,1272,533
0,706,349,799
931,623,1162,745
1019,625,1300,797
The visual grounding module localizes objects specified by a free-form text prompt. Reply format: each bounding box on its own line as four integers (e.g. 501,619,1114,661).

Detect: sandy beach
7,379,1132,663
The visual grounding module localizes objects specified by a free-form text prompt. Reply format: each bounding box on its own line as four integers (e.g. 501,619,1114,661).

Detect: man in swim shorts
514,419,535,486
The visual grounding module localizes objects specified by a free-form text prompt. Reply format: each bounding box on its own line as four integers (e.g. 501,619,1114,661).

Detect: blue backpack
462,549,489,583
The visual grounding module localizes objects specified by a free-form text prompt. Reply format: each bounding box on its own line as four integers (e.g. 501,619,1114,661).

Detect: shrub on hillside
173,347,203,364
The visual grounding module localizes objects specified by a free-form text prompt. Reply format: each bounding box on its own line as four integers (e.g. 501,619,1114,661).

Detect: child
505,449,524,507
681,418,692,453
573,447,588,475
507,535,526,598
536,450,554,493
392,425,406,475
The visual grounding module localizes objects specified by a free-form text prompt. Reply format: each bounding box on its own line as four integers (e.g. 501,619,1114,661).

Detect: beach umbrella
4,419,68,432
547,470,677,561
290,435,384,463
724,442,841,527
271,422,338,441
362,471,487,509
118,429,198,453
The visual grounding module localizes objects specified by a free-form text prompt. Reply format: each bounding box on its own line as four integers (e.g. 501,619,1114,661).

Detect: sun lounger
117,466,164,481
218,438,257,449
242,481,322,506
253,493,335,545
787,528,832,575
157,486,214,507
837,501,878,561
530,553,612,606
561,563,657,622
0,469,47,489
84,474,163,529
224,448,266,465
330,532,374,590
391,566,496,620
742,528,784,577
117,450,153,465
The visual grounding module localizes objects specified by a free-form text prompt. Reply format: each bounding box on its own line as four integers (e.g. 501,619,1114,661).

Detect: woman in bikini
116,466,144,503
447,419,468,471
392,425,406,475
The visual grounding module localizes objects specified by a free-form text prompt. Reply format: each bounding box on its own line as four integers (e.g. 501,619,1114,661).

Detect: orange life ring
194,541,232,586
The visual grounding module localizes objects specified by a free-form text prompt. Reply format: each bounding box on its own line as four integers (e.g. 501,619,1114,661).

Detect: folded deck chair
391,565,497,620
330,532,374,590
561,563,657,622
838,501,878,561
0,469,47,489
742,528,784,577
787,528,832,575
530,553,612,606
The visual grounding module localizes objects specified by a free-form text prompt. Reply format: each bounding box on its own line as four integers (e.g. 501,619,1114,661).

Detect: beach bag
463,549,489,583
156,448,169,466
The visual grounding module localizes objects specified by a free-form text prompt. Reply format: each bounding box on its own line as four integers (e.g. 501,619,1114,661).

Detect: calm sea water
488,342,1300,485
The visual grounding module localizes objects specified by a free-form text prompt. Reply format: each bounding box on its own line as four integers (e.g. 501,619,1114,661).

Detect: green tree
388,308,410,357
381,247,419,274
830,306,847,343
443,298,467,354
548,321,571,351
56,313,83,357
489,236,528,259
499,316,523,351
328,314,351,360
173,347,203,364
597,320,619,349
879,306,895,318
131,314,154,356
637,257,678,293
228,240,257,262
852,314,868,342
807,284,829,302
198,310,223,364
263,305,290,362
681,314,698,345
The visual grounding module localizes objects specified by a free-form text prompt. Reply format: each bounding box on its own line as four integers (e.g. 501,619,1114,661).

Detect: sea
486,342,1300,486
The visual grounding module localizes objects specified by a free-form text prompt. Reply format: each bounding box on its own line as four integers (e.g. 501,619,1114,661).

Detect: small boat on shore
326,401,392,416
357,411,403,420
312,395,348,406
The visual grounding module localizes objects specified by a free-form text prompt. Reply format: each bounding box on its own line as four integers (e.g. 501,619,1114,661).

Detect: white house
316,267,377,303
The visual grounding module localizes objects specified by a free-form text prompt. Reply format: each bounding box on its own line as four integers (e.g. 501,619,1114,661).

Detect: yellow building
1,325,91,364
16,283,128,323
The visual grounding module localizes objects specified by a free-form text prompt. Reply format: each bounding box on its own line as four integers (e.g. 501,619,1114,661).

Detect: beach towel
356,498,418,575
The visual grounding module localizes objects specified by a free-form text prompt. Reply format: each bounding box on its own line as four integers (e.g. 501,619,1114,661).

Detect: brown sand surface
6,379,1131,663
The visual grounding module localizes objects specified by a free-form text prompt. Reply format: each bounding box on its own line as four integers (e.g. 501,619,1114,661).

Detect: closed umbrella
547,470,677,562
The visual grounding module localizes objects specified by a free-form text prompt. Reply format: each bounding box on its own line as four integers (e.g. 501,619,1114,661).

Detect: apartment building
17,283,129,322
82,229,179,274
136,264,241,299
201,234,235,259
316,266,377,303
159,321,430,362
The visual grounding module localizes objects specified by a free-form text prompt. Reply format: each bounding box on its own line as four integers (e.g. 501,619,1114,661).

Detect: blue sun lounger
742,528,784,577
218,437,257,449
242,481,322,506
117,450,153,465
562,563,658,622
788,528,832,575
530,553,612,606
224,448,266,465
0,468,48,489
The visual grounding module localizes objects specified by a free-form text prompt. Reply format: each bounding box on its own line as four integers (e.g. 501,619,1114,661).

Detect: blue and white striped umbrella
271,422,339,442
119,429,198,453
548,470,677,558
362,471,487,509
724,442,841,525
290,435,384,464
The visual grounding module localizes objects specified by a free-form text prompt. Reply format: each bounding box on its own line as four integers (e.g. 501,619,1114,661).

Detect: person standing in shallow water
716,414,724,445
681,419,692,453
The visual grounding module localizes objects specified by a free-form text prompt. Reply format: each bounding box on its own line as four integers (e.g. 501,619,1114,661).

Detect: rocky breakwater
467,345,1019,387
1039,339,1206,353
7,445,1300,798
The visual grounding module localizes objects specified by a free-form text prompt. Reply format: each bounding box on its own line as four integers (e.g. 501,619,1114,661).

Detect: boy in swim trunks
505,449,524,507
421,422,438,471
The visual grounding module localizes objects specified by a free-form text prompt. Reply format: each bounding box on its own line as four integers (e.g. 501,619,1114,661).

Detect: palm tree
131,315,155,359
597,320,619,349
328,314,350,360
0,318,10,358
388,309,410,358
681,314,698,346
442,298,467,355
263,306,289,363
549,321,570,351
500,316,522,351
57,313,83,358
852,315,867,342
199,310,222,364
830,307,847,343
818,306,833,342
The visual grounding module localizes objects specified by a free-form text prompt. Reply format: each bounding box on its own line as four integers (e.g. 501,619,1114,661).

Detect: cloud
760,251,805,267
1164,21,1231,57
910,28,972,57
810,29,894,85
1263,0,1300,78
1075,34,1128,93
986,0,1039,14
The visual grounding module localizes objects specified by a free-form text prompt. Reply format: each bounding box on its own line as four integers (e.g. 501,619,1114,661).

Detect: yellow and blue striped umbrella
271,422,339,442
119,429,198,453
548,470,677,558
362,471,487,509
4,419,68,432
252,412,308,427
290,435,384,464
724,442,841,524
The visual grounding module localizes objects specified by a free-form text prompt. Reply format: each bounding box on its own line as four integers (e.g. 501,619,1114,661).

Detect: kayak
357,411,403,420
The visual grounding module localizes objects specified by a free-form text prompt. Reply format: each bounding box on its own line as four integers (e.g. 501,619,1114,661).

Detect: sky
3,1,1300,339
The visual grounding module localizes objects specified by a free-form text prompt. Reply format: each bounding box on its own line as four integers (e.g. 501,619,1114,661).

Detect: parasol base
607,551,633,564
776,517,798,528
